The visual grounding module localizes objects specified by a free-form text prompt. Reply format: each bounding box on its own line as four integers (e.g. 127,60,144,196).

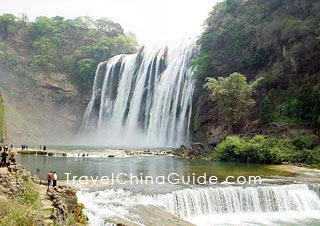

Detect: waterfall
78,184,320,225
157,184,320,218
79,40,197,147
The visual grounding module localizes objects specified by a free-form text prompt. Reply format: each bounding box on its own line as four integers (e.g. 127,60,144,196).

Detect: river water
16,148,320,226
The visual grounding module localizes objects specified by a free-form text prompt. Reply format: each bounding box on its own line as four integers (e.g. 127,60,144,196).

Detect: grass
17,180,41,207
0,199,37,226
0,174,42,226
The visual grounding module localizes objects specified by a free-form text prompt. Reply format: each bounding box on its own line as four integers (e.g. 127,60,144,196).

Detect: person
9,154,16,165
47,171,53,188
43,145,47,151
53,172,58,187
1,150,8,167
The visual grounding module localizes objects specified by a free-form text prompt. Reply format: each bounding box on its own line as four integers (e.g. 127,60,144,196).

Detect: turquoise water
16,153,291,181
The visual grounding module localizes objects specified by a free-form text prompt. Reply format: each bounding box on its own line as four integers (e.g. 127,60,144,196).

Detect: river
16,148,320,226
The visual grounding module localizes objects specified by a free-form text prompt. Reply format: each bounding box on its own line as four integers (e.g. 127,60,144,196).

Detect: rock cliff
0,69,87,144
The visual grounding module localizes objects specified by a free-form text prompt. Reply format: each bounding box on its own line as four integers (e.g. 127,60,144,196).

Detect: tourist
9,154,16,165
47,171,53,188
1,150,8,167
53,172,58,187
43,145,47,151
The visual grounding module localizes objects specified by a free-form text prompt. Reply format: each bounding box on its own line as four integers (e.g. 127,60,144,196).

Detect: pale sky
0,0,221,46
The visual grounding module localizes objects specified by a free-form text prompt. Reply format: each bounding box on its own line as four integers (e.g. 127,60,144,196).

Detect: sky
0,0,221,46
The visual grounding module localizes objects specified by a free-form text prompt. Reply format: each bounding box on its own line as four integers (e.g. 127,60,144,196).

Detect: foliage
17,181,40,206
0,14,138,94
0,197,38,226
259,95,274,126
205,72,255,133
213,135,319,164
0,179,41,226
195,0,320,130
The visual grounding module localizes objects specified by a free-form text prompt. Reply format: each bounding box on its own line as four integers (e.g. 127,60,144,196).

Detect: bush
292,135,318,150
213,135,297,164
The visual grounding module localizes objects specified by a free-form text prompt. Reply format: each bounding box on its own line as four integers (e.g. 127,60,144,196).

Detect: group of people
0,150,16,167
21,145,29,150
47,171,58,188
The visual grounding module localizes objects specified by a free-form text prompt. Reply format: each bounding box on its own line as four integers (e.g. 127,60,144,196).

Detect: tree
95,18,124,37
259,95,273,126
0,14,17,41
76,58,97,93
28,16,54,40
205,72,255,133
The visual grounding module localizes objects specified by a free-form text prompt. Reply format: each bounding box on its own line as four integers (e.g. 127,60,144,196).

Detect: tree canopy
205,72,255,133
0,14,138,94
195,0,320,131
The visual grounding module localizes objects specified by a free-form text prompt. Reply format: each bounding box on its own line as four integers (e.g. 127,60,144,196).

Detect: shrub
213,135,298,164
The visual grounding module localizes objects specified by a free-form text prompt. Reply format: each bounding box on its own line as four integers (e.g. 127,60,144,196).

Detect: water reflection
16,154,292,181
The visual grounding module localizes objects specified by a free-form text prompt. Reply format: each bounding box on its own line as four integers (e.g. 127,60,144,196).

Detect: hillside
193,0,320,143
0,14,138,143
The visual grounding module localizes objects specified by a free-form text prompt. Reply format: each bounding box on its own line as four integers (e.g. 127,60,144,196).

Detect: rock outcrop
0,70,87,144
0,164,87,225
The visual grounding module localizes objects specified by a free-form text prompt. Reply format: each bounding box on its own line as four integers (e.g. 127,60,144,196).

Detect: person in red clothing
9,154,16,165
47,171,53,188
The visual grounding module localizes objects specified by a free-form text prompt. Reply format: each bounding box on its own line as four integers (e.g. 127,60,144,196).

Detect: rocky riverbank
0,164,87,225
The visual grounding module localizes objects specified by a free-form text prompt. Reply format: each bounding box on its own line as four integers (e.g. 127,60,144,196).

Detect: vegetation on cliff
205,72,255,133
213,135,320,168
0,92,5,143
194,0,320,137
0,14,138,94
191,0,320,165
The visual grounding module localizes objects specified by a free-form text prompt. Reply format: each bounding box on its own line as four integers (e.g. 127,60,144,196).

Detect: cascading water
77,184,320,226
79,40,197,147
157,184,320,218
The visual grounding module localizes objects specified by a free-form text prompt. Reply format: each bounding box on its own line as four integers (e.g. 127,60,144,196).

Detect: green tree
76,58,97,93
28,16,54,40
205,72,255,133
297,77,314,121
0,14,17,41
259,95,274,126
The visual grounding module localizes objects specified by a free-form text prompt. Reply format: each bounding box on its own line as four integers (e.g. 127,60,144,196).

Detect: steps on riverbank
38,184,54,225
